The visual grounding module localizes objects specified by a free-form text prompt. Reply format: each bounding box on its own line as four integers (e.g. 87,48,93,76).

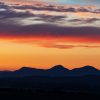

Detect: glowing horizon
0,1,100,70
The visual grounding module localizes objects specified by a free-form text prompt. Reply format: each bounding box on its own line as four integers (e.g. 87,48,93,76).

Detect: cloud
0,2,100,28
0,1,100,49
33,41,100,49
69,18,100,23
0,23,100,42
41,44,100,49
9,4,100,13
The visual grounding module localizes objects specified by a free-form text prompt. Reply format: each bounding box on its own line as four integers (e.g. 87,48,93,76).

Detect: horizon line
0,64,99,71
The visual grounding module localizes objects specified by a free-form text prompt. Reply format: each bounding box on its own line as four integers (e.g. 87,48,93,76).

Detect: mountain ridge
15,65,99,71
0,65,99,77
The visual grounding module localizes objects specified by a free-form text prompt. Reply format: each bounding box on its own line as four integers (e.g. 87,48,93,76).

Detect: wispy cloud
0,2,100,49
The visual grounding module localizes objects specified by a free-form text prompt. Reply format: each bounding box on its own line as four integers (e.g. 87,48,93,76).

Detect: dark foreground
0,88,100,100
0,75,100,100
0,66,100,99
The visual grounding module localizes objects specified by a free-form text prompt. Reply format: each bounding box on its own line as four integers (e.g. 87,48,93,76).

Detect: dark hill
0,65,99,77
71,65,100,76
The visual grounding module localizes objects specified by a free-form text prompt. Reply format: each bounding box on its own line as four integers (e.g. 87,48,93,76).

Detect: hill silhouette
0,65,100,99
71,65,100,76
0,65,99,77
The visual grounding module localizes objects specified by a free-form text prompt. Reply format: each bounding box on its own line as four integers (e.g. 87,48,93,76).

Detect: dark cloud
69,18,100,23
10,4,77,12
0,5,34,19
0,2,8,9
35,15,65,22
13,4,100,13
0,22,100,42
77,7,90,12
42,44,100,49
0,10,34,19
0,1,100,45
0,2,100,13
0,2,65,22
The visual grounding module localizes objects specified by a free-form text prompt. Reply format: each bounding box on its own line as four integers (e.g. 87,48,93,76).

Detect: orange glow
1,0,100,71
0,36,100,70
0,34,100,44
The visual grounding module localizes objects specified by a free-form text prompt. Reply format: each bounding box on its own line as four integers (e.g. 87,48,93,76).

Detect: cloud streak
40,43,100,49
0,1,100,49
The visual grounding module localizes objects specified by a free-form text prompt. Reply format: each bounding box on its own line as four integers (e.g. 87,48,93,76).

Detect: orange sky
0,37,100,70
0,1,100,70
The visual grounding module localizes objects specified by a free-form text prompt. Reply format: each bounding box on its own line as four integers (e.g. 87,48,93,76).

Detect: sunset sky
0,0,100,70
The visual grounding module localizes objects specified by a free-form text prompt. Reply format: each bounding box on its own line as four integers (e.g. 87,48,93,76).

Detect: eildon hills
0,65,100,77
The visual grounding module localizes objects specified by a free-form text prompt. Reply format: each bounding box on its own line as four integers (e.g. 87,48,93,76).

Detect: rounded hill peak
50,65,69,70
81,65,98,70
